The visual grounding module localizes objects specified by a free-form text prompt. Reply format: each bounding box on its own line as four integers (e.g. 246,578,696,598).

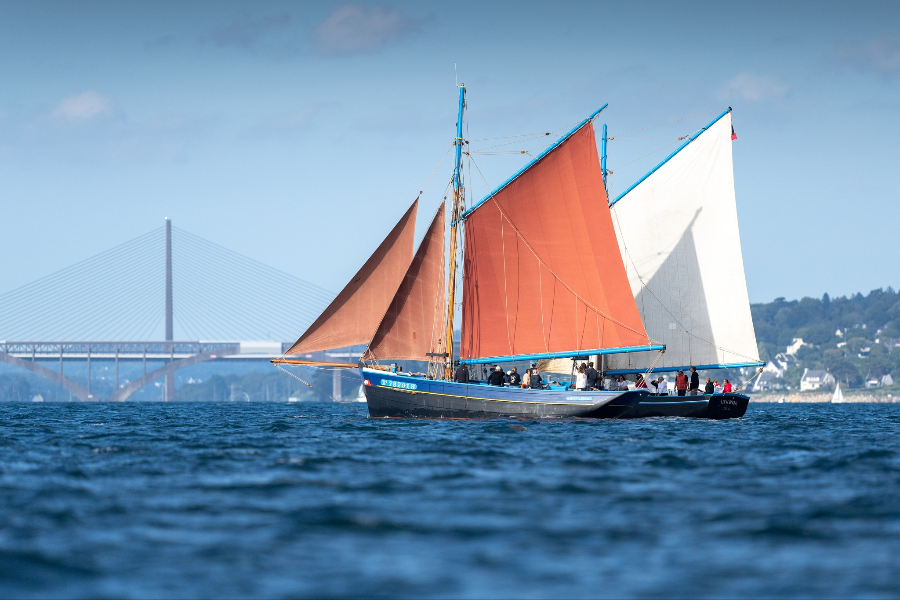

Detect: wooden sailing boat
273,86,757,419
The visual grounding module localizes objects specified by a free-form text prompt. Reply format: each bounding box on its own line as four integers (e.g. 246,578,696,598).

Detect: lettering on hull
380,379,417,390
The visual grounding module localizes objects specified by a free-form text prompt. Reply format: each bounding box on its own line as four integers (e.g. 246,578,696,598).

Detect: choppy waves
1,402,898,598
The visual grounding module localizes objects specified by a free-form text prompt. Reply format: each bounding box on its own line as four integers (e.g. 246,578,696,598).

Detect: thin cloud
146,34,175,49
52,91,116,121
718,73,789,102
837,34,900,76
314,4,417,56
205,13,291,50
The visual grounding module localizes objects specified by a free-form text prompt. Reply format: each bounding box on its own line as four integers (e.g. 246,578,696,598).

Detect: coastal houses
799,369,835,391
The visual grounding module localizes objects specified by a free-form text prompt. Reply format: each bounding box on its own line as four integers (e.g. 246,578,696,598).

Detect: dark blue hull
360,369,748,419
361,368,637,419
617,391,750,419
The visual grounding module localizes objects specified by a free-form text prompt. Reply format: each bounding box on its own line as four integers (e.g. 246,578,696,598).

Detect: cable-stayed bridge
0,220,338,401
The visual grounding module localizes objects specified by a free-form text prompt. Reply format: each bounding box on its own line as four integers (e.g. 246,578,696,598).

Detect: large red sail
286,199,418,355
363,203,445,361
461,123,649,359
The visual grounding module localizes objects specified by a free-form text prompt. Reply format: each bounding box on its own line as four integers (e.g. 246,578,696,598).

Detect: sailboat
273,86,761,419
832,383,844,403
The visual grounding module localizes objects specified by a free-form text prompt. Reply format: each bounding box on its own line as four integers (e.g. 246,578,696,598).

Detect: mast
601,123,608,196
444,84,466,379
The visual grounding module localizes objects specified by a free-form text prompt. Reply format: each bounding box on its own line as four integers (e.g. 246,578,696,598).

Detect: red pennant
731,125,737,141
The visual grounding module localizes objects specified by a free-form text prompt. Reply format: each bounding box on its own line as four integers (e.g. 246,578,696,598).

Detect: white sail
831,383,843,403
606,112,760,372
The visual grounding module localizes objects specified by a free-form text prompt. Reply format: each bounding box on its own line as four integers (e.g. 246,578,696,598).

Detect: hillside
751,287,900,388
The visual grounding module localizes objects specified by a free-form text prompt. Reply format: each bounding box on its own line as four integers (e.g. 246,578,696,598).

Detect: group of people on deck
637,367,732,396
454,362,548,389
453,361,734,394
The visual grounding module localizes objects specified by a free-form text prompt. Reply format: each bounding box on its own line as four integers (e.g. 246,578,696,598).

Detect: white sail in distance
831,383,843,403
606,112,760,372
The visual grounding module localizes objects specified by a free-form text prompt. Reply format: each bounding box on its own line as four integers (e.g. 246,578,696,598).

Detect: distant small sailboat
832,383,844,404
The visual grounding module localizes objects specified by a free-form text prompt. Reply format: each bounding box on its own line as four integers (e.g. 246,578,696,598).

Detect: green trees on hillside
752,288,900,387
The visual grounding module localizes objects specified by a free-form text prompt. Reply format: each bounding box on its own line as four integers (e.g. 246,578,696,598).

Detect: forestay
605,112,760,372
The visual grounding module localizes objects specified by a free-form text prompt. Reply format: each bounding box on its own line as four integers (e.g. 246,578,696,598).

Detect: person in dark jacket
454,363,469,383
508,367,521,387
689,366,700,396
528,363,544,389
488,366,505,386
704,377,714,394
586,362,599,389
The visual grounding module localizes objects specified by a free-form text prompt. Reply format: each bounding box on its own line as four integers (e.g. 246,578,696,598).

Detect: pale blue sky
1,0,898,304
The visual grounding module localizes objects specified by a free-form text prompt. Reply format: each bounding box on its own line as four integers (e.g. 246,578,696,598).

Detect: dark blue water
1,402,898,599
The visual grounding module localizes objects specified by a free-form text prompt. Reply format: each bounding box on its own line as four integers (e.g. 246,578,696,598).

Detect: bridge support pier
333,368,342,401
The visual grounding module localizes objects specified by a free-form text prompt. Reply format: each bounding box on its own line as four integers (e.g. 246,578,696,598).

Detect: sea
1,401,898,599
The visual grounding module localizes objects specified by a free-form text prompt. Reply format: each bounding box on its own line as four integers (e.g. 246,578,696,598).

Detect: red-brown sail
363,203,445,361
285,199,418,355
461,123,649,359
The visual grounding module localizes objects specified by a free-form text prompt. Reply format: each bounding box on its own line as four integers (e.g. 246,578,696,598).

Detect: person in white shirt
617,375,629,391
575,365,587,391
656,375,668,396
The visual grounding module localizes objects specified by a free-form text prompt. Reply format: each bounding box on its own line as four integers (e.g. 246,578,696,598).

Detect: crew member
454,362,469,383
575,365,587,390
586,362,599,389
675,370,688,396
508,367,521,387
656,375,668,396
704,377,714,394
689,366,700,396
488,366,505,386
528,363,543,389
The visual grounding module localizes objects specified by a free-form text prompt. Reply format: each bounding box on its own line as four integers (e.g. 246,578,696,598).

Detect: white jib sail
605,112,760,372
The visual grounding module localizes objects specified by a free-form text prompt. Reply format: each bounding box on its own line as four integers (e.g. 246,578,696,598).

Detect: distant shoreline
751,392,899,403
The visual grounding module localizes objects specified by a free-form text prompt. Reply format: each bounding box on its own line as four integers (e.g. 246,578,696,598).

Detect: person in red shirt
675,370,689,396
722,379,733,393
635,374,648,389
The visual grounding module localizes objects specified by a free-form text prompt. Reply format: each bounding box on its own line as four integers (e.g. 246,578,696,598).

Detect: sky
1,0,898,305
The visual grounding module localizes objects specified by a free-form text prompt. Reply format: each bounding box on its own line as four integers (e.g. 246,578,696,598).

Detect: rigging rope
469,118,581,143
609,139,681,171
272,362,368,416
613,108,726,138
418,143,453,195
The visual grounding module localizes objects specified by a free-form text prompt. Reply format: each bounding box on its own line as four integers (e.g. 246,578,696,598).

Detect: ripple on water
0,401,898,598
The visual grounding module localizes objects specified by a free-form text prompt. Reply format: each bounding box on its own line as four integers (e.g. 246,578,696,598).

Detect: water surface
1,402,898,598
